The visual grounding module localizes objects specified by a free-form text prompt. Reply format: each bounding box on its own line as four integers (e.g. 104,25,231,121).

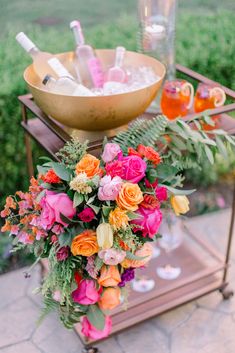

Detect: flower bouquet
1,115,235,340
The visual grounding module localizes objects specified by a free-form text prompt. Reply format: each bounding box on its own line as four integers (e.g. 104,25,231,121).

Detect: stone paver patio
0,209,235,353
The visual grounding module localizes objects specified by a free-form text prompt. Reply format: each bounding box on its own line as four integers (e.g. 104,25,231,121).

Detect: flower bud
170,195,190,216
96,223,113,249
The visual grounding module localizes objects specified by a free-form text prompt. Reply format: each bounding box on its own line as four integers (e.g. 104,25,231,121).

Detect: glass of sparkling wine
156,211,184,280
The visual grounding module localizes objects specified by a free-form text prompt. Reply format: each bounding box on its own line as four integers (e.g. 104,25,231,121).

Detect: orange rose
121,243,153,268
98,287,121,310
116,183,143,211
75,154,100,178
109,207,129,230
98,265,121,287
71,230,99,257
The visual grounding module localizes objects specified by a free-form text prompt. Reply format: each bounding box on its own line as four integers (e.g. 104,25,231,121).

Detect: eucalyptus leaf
58,232,73,248
204,145,214,164
89,204,100,214
155,164,178,181
73,192,84,208
170,136,187,150
160,184,196,195
50,162,72,181
87,305,105,330
126,251,148,261
102,205,112,218
216,136,227,158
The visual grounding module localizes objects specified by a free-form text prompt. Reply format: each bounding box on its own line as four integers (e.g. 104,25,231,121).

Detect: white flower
69,173,92,194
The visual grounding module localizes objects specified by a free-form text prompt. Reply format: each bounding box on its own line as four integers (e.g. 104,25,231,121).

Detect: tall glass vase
137,0,177,81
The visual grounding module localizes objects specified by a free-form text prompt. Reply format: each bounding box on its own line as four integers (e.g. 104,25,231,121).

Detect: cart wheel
220,288,234,300
82,347,99,353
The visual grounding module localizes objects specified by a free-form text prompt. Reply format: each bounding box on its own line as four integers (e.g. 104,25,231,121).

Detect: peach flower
98,265,121,287
99,287,121,310
116,183,143,211
75,154,101,178
71,230,99,257
121,243,153,268
109,207,129,230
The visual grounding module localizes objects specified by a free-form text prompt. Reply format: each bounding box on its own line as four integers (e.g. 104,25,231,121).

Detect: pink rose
98,175,123,201
39,191,76,229
121,155,147,183
98,248,126,265
101,143,121,163
81,315,112,340
132,206,162,238
72,279,100,305
78,208,95,222
156,186,167,202
105,156,147,183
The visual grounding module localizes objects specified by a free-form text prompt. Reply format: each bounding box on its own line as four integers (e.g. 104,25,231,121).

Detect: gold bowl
24,50,165,133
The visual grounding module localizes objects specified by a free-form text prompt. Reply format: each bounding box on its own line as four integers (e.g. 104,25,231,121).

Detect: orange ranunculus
98,265,121,287
98,287,121,310
144,146,161,165
137,145,161,165
121,243,153,268
71,230,99,257
75,154,100,178
141,194,160,210
109,207,129,230
116,183,143,211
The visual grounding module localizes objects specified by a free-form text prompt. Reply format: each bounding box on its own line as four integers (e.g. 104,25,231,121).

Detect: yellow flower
171,195,190,216
109,207,129,230
96,223,113,249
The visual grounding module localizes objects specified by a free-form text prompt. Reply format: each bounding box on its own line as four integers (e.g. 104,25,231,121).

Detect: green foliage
56,137,88,169
113,116,168,153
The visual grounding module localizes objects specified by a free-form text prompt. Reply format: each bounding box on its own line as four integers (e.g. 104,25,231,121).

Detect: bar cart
19,64,235,352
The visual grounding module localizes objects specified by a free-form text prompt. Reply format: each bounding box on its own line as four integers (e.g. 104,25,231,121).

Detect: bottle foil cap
16,32,36,52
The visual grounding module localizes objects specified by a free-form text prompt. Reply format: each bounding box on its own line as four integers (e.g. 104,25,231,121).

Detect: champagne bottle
70,21,104,88
16,32,74,80
42,75,95,96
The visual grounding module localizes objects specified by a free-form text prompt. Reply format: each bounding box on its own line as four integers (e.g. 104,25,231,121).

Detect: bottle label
48,58,74,79
87,58,104,88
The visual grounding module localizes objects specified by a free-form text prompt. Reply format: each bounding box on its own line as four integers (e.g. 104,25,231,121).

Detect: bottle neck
72,25,85,47
28,46,40,59
114,47,126,68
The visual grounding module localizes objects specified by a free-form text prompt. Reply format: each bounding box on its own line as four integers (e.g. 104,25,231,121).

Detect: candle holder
138,0,177,80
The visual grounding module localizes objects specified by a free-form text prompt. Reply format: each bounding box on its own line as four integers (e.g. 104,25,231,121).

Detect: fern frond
56,137,88,169
113,115,168,152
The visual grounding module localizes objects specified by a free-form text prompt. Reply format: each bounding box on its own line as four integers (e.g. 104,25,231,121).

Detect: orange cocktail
161,80,194,120
194,83,226,130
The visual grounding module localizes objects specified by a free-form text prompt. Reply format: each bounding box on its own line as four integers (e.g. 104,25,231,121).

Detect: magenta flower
132,206,162,238
81,315,112,340
78,208,95,222
39,191,76,229
72,279,100,305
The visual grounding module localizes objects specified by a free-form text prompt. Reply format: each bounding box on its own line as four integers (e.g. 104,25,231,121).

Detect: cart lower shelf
74,240,225,345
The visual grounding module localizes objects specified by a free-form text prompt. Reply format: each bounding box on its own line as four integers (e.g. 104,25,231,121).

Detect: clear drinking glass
137,0,178,80
156,211,184,280
132,272,155,293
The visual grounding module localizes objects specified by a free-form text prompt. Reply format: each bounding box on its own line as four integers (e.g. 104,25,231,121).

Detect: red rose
78,208,95,222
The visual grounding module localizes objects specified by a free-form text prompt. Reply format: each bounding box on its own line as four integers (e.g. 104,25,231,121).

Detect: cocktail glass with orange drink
161,79,194,120
194,83,226,130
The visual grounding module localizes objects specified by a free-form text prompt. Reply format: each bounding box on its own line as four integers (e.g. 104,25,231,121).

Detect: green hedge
1,11,235,205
